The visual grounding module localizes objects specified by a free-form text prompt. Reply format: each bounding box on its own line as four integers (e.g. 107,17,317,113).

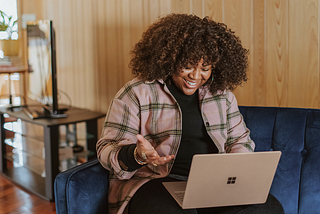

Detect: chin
183,90,197,95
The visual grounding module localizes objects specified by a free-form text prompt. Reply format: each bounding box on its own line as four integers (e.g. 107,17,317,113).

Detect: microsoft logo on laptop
227,177,237,184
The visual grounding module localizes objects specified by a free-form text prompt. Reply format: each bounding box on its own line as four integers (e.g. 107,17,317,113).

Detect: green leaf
12,20,17,27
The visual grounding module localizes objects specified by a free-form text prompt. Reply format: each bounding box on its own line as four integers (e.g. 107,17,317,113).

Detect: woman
96,13,284,214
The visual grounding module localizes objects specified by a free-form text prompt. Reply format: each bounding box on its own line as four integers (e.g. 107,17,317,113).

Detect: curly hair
129,13,249,93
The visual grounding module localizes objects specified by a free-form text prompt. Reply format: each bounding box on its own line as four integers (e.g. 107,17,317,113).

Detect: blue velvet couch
54,106,320,214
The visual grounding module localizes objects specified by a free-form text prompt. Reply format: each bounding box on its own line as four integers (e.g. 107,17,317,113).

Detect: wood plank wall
18,0,320,115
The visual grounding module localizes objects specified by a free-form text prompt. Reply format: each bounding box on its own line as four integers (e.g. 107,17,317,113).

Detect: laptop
162,151,281,209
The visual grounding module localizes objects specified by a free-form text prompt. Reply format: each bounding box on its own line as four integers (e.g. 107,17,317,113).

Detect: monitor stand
42,105,68,118
7,104,27,112
22,105,67,119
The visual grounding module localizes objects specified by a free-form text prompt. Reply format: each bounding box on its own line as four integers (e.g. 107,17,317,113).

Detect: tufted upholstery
54,106,320,214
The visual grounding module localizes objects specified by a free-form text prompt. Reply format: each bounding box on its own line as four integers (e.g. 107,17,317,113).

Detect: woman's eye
183,67,193,71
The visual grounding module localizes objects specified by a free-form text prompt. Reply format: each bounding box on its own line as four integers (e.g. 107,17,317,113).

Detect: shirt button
206,122,210,127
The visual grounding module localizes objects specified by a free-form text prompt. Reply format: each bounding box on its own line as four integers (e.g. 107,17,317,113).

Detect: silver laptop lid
180,151,281,209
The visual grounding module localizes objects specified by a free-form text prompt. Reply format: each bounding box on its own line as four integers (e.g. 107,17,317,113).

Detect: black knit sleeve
118,144,144,171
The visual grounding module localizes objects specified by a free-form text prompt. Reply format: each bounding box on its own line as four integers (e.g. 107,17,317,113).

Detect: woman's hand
136,134,175,166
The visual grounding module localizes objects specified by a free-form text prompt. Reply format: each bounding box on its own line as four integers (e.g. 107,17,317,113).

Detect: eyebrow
201,64,212,68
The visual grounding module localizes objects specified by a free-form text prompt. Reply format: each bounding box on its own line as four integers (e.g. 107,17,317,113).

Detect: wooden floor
0,174,56,214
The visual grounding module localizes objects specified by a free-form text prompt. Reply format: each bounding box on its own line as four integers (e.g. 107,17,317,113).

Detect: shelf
4,149,45,177
4,134,96,174
3,118,44,142
58,122,96,143
4,133,44,159
5,137,95,175
59,149,95,172
4,119,96,145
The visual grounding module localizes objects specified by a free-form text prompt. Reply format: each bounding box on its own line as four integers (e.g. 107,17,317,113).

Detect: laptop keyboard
174,191,185,202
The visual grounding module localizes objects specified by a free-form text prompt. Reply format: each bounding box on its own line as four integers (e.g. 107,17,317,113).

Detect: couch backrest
54,159,109,214
55,106,320,214
239,106,320,214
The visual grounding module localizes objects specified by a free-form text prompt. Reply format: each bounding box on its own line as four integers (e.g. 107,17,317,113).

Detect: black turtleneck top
167,81,218,176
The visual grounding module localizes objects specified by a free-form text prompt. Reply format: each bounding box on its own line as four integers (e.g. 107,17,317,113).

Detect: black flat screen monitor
26,20,66,118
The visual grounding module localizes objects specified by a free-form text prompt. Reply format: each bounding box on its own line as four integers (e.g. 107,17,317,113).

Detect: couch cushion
299,110,320,213
271,108,306,214
240,107,307,214
239,107,277,151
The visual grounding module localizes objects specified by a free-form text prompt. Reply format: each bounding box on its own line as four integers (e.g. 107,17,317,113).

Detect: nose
189,67,201,79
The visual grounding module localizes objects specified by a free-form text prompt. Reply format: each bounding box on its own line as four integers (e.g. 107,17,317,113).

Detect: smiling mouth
185,79,197,87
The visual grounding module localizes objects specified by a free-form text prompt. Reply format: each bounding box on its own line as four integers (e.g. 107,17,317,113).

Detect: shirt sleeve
225,92,255,153
96,95,141,180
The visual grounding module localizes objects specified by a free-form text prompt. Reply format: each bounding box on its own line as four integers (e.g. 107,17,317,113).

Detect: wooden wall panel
120,0,134,84
73,0,87,108
224,0,253,105
204,0,223,23
172,0,191,13
192,0,204,17
265,0,289,107
18,0,320,118
160,0,172,16
105,0,121,109
288,0,319,108
61,0,74,107
251,0,266,106
83,1,97,110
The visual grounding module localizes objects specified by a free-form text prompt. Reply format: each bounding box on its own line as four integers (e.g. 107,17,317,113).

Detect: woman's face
171,59,212,95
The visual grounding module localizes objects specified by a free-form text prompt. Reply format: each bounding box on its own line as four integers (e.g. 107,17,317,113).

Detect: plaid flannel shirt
96,78,255,214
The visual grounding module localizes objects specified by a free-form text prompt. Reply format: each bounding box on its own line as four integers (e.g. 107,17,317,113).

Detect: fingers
142,150,175,166
150,155,175,166
136,134,175,166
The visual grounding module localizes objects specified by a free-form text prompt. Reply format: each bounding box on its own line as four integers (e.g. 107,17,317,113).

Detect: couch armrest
54,159,109,214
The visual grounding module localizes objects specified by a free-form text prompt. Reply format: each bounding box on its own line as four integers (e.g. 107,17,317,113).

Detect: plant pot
1,39,20,56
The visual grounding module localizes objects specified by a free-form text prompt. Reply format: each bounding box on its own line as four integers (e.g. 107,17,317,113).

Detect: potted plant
0,10,19,56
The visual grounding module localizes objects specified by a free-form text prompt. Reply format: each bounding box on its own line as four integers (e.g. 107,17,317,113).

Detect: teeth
186,80,196,85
